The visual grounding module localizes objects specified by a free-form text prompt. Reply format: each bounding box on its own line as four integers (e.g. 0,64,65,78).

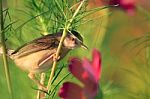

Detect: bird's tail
0,47,3,55
0,46,14,57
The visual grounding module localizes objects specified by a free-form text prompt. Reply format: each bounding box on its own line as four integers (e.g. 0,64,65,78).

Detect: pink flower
109,0,136,15
59,49,102,99
59,82,86,99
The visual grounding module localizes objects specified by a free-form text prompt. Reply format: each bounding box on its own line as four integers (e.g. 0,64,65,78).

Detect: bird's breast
14,49,56,73
13,48,70,73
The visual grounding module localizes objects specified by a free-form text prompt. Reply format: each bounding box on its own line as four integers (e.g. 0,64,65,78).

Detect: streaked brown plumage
0,30,88,90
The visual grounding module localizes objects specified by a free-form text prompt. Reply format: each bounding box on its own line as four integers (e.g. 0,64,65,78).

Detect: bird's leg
28,73,47,91
38,55,54,67
38,53,60,67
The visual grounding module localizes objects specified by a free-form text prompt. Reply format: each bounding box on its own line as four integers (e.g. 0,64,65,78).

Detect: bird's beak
81,43,88,50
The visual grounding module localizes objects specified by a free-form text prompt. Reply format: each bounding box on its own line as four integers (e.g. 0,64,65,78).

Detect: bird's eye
71,38,75,41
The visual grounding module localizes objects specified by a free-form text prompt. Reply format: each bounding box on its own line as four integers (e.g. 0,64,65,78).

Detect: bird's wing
12,34,60,58
38,53,55,67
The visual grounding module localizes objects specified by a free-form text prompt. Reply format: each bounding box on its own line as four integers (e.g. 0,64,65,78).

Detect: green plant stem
37,73,46,99
38,15,48,35
47,0,86,92
47,28,67,91
36,19,48,99
0,0,13,98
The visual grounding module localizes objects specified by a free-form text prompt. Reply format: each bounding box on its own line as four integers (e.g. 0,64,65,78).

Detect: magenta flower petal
92,49,102,81
68,49,102,97
59,82,85,99
69,58,87,84
60,49,102,99
82,49,101,97
120,0,136,14
109,0,136,15
69,58,97,87
69,49,102,84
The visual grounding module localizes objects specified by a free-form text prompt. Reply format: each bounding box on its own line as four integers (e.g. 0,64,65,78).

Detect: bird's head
63,30,88,50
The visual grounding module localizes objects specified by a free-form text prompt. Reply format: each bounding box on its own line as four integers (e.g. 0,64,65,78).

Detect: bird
0,30,88,90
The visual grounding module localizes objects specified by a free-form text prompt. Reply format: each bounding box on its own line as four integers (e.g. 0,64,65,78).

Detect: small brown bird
0,30,87,90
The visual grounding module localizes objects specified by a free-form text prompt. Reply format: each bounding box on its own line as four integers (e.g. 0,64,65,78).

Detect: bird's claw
28,73,48,92
40,85,48,92
52,53,60,61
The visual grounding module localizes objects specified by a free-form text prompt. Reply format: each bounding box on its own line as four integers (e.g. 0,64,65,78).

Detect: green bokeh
0,0,150,99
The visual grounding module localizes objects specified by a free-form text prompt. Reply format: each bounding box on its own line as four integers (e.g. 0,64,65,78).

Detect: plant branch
0,0,13,98
47,0,86,92
37,73,46,99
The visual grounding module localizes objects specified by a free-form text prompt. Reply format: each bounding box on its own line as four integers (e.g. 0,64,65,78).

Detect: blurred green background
0,0,150,99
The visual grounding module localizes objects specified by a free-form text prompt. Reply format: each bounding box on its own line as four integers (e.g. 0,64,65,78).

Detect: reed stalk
36,15,48,99
36,73,46,99
47,0,86,93
0,0,13,98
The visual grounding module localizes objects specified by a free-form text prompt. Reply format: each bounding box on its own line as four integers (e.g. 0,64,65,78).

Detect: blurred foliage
0,0,150,99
